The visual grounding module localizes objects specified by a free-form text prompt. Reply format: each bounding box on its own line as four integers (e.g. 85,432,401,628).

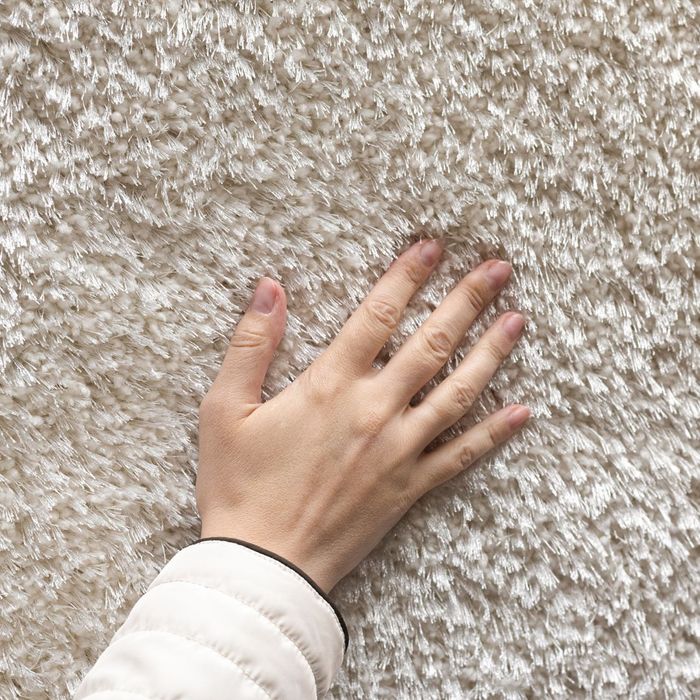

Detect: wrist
190,534,350,655
199,520,338,593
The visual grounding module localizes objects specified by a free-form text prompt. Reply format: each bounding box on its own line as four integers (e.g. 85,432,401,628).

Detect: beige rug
1,1,698,697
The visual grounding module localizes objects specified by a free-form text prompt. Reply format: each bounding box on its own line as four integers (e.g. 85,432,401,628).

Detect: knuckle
402,258,426,285
449,377,479,412
459,281,489,314
365,297,402,334
230,326,268,350
484,341,508,364
301,363,342,404
457,442,475,468
353,408,388,440
486,420,507,446
422,324,454,363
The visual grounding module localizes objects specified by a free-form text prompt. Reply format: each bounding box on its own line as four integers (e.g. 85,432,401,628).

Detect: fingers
404,311,527,448
321,239,444,375
214,277,287,408
409,404,532,496
377,258,513,409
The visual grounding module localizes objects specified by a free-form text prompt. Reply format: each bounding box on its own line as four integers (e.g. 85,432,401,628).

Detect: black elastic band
191,536,349,652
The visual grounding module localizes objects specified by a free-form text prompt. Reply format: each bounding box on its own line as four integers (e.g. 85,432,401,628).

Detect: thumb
217,276,287,407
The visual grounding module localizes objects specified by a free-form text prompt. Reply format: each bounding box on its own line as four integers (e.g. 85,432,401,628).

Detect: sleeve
73,536,349,700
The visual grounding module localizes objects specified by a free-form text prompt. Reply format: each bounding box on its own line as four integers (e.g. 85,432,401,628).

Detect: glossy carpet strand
1,1,698,698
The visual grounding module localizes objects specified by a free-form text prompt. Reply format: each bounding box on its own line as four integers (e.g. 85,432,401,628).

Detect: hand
195,240,531,593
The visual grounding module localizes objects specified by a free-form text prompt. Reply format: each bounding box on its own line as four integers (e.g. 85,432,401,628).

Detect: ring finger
404,311,527,448
407,403,532,499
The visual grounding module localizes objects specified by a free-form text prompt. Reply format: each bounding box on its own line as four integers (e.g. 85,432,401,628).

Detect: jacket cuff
193,536,349,653
176,537,347,695
74,537,347,700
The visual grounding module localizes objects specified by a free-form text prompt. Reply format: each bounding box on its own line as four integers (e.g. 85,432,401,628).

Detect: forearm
73,539,347,700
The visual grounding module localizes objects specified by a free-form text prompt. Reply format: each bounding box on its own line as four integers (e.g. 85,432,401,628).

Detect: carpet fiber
1,1,698,697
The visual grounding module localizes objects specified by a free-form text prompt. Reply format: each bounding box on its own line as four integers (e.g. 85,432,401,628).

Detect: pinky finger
412,404,532,495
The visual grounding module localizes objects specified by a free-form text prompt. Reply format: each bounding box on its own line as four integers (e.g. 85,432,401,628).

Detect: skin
196,239,531,593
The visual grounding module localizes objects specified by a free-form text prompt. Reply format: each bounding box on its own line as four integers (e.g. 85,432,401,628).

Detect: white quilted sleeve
73,537,348,700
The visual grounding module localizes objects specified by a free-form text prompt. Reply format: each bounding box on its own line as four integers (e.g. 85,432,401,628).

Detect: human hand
195,240,531,593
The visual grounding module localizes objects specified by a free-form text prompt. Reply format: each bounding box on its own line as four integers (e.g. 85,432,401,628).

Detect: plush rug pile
1,1,698,697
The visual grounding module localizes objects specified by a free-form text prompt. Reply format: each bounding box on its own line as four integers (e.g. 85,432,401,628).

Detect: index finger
322,239,444,375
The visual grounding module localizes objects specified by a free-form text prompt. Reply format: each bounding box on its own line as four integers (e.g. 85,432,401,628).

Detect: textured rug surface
1,1,699,698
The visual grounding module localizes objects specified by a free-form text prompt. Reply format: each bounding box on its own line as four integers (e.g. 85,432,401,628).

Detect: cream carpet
1,1,698,697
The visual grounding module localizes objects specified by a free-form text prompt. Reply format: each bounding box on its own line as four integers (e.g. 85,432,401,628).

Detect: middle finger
377,258,512,409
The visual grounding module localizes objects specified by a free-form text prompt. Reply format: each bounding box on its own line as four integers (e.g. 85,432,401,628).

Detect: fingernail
502,312,525,340
484,260,512,288
419,239,443,266
251,277,277,314
507,405,532,428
